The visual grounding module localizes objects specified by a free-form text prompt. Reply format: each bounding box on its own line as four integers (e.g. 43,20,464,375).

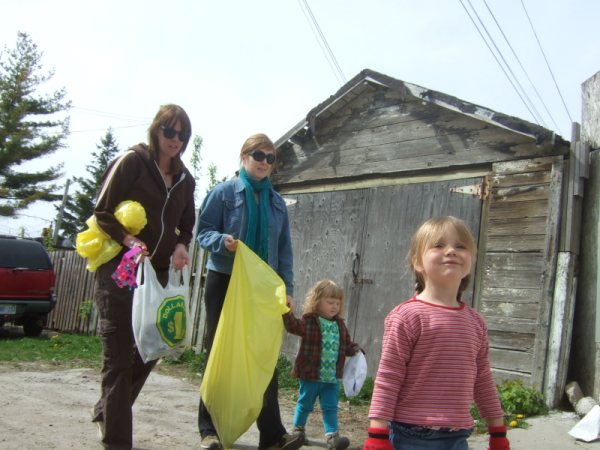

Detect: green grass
340,375,374,406
0,331,102,368
4,332,545,433
162,347,208,376
274,353,374,405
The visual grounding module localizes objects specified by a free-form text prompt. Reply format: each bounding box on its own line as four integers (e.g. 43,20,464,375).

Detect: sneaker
262,432,304,450
326,432,349,450
200,434,222,450
90,407,104,440
292,426,307,445
95,420,105,440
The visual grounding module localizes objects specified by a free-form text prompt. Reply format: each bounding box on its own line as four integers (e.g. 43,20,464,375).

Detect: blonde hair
302,279,344,316
408,216,477,300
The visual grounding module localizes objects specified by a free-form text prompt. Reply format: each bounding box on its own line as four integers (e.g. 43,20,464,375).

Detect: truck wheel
23,318,44,337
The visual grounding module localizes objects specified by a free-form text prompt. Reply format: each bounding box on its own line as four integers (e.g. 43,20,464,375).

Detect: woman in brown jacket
90,104,196,450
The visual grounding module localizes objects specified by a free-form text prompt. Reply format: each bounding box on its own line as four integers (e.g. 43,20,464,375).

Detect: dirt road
0,322,597,450
0,362,597,449
0,361,373,450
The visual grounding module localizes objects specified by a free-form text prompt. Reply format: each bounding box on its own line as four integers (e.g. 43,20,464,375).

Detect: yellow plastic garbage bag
74,228,104,258
200,241,289,449
84,236,122,272
75,200,147,272
114,200,147,236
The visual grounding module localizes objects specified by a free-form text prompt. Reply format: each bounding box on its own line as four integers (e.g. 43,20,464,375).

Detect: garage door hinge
449,178,489,200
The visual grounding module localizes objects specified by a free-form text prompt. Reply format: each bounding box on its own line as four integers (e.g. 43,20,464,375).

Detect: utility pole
53,179,71,246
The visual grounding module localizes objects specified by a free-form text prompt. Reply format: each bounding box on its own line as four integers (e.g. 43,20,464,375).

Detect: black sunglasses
249,150,276,165
160,125,190,142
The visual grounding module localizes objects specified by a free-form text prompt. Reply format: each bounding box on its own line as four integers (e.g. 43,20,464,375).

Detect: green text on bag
156,295,187,347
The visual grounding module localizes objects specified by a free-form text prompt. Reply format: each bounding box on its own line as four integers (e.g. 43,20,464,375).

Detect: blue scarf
239,168,271,262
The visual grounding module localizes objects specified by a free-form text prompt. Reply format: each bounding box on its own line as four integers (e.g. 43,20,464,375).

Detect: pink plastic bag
111,246,142,289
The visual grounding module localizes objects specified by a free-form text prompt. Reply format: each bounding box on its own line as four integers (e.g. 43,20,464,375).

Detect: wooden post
544,123,589,406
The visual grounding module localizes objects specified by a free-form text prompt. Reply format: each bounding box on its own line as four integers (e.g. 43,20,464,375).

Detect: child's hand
488,425,510,450
363,426,392,450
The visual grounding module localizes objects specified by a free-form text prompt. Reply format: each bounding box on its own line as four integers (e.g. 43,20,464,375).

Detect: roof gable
274,69,569,186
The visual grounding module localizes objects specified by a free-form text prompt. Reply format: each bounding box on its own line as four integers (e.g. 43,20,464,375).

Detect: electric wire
70,123,149,134
458,0,541,125
520,0,573,123
71,106,152,122
465,0,545,126
69,106,150,133
297,0,346,85
482,0,561,130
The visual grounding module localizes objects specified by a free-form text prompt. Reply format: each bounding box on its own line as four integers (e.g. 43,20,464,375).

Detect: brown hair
239,133,277,168
302,279,344,316
408,216,477,301
148,104,192,174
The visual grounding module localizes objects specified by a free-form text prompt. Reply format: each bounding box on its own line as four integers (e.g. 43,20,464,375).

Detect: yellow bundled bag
114,200,147,235
75,200,147,272
200,241,289,448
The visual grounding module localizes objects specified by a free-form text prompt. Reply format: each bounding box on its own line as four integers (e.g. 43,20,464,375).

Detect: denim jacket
197,176,294,296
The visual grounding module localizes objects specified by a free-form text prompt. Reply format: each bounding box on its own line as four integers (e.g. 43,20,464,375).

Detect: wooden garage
272,68,579,403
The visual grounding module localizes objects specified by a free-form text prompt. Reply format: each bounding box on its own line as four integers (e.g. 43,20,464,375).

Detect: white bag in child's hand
343,351,368,397
132,260,191,363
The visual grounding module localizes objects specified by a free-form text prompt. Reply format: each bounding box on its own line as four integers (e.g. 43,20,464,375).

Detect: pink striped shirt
368,297,503,429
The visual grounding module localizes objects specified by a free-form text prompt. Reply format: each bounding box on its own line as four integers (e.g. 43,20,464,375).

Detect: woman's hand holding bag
132,259,191,363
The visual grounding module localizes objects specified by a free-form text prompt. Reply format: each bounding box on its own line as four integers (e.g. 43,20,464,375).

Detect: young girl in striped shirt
364,216,509,450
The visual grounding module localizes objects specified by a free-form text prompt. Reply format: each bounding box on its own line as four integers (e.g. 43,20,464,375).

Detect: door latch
352,252,373,285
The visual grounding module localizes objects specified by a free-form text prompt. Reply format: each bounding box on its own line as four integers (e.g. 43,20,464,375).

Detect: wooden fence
47,244,207,348
47,250,98,334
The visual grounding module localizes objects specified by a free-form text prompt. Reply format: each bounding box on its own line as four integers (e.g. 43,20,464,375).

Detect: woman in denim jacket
196,133,300,450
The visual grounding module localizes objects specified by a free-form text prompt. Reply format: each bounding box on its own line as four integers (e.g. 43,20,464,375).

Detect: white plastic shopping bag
343,351,368,397
132,260,191,363
569,405,600,442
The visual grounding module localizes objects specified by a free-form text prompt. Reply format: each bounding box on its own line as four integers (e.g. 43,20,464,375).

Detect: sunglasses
160,125,190,142
249,150,276,165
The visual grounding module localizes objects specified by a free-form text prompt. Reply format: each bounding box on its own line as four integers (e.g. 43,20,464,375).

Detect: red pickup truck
0,237,57,336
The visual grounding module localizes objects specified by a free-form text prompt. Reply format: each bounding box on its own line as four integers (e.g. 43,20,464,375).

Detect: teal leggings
293,379,340,434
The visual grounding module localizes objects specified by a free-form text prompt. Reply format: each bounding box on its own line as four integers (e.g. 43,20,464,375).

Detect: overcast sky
1,0,599,238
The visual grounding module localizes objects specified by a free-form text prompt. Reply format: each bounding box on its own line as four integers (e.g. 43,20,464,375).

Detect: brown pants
91,257,167,450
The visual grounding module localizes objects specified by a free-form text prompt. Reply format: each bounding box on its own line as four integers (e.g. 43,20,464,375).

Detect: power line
70,123,149,134
71,106,152,122
297,0,346,85
482,0,561,131
465,0,546,125
12,213,53,224
458,0,542,125
68,106,150,133
520,0,573,123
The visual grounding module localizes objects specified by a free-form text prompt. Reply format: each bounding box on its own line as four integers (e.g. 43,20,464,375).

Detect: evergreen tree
189,134,203,202
207,162,227,192
0,32,71,216
59,129,120,240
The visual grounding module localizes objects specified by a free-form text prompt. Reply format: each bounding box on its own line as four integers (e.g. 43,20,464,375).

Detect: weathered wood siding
272,70,572,395
479,156,563,386
280,177,483,375
276,81,564,185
